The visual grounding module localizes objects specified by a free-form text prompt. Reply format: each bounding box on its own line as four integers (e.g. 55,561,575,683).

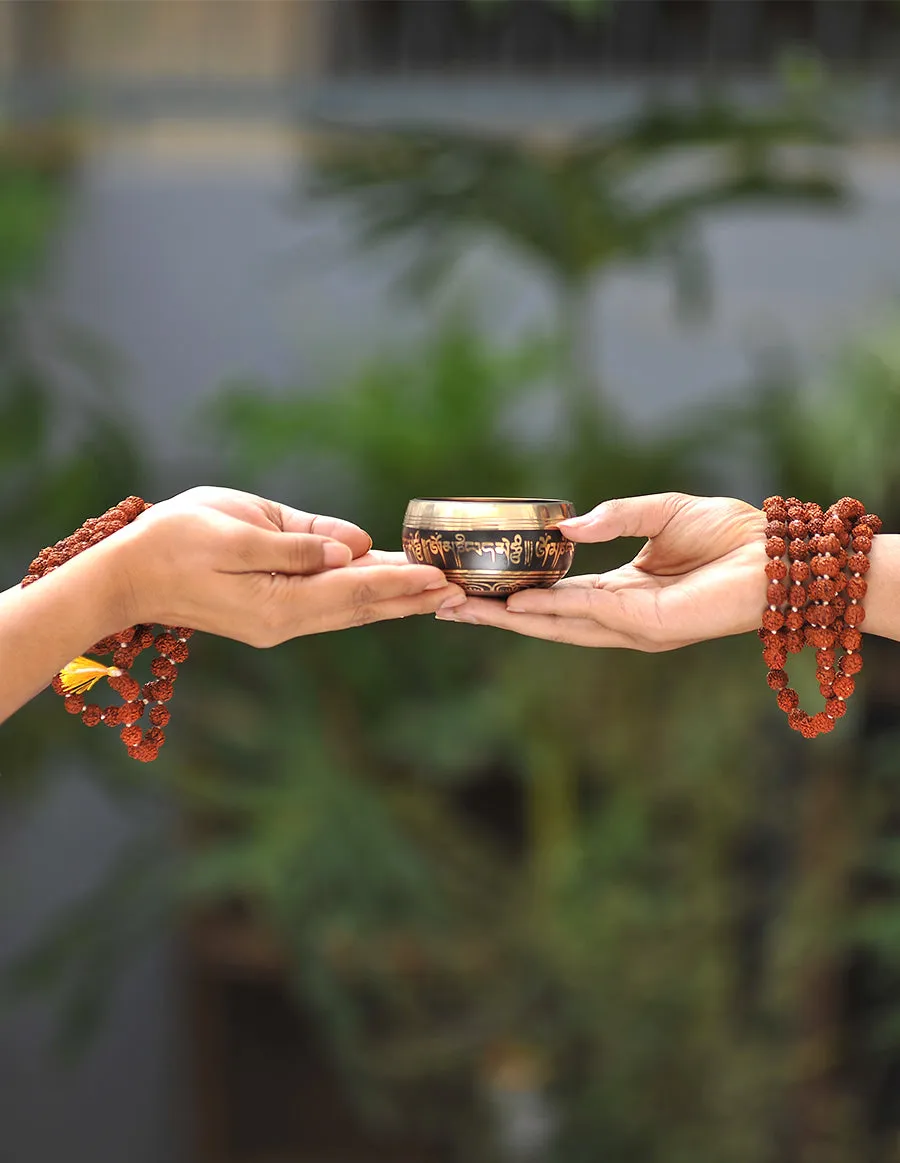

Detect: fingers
230,526,354,575
275,504,373,559
269,564,465,640
353,550,410,567
434,597,632,648
558,493,690,543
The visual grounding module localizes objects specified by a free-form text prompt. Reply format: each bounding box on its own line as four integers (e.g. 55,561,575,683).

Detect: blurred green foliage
3,101,900,1163
0,135,152,785
306,100,844,424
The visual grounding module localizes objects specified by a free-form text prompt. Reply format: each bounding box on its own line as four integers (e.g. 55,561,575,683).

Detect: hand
435,493,768,651
114,487,465,645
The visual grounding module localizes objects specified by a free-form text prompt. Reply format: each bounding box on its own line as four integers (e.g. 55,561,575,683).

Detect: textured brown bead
799,716,820,739
863,514,882,534
789,560,810,582
853,534,873,553
806,627,835,649
810,554,836,577
154,634,179,658
788,519,807,539
823,515,844,536
763,498,788,521
825,698,847,719
64,693,84,715
846,577,867,601
150,657,177,680
762,609,785,631
763,643,788,668
784,630,806,653
146,726,165,748
767,583,788,606
103,705,123,726
832,675,856,699
766,536,787,559
766,522,788,539
121,701,145,725
840,652,864,676
81,704,102,727
847,552,870,575
766,560,788,581
149,705,171,727
808,579,836,602
812,711,835,734
171,627,195,641
777,688,800,712
788,709,808,732
817,649,837,669
136,626,155,650
844,604,866,626
120,725,142,746
145,679,175,703
785,610,805,631
819,533,842,555
840,628,862,650
91,636,119,655
788,539,808,560
113,647,139,670
767,669,789,690
819,682,835,700
836,497,865,521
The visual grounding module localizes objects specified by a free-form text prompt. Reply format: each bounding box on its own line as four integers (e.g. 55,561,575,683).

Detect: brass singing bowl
402,497,577,597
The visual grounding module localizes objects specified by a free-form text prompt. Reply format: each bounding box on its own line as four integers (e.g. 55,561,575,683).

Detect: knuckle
289,536,323,574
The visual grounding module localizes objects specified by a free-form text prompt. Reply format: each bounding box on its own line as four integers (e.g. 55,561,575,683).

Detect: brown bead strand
21,498,196,763
760,496,879,738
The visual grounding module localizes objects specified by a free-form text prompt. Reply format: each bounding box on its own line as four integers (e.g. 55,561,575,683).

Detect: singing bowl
402,497,576,597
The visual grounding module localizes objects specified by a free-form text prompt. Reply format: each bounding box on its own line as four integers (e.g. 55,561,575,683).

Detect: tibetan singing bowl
402,497,576,597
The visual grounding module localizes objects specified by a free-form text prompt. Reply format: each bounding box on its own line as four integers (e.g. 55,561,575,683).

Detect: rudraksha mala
760,495,880,739
21,496,194,763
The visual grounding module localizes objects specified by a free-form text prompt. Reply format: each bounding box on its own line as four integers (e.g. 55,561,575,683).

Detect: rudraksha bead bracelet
760,495,880,738
21,497,194,762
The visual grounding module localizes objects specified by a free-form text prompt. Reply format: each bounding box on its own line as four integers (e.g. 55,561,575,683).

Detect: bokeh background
3,2,900,1161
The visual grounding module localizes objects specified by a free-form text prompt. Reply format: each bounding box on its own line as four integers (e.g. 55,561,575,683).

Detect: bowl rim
408,496,573,505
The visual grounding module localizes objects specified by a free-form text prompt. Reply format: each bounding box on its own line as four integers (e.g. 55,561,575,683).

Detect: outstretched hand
117,487,466,646
436,493,768,651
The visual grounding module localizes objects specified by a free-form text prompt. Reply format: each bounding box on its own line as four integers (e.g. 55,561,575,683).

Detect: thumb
557,493,689,543
231,526,353,574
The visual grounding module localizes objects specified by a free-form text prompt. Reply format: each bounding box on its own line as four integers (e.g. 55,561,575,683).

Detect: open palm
437,494,768,651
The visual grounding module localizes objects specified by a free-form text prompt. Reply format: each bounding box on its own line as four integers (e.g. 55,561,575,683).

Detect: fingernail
323,542,353,568
439,592,467,609
558,514,591,529
434,609,461,622
425,576,451,590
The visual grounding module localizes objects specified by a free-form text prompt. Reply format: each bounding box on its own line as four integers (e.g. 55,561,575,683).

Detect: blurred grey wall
3,123,900,1163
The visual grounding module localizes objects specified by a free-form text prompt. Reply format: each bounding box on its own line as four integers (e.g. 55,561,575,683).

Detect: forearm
0,535,132,724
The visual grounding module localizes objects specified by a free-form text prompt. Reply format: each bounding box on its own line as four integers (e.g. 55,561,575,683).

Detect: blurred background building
3,4,900,1163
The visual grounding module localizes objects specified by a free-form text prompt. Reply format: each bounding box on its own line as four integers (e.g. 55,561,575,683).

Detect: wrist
859,533,899,641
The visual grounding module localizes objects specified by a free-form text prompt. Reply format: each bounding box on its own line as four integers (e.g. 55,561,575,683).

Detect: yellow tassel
59,656,124,696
